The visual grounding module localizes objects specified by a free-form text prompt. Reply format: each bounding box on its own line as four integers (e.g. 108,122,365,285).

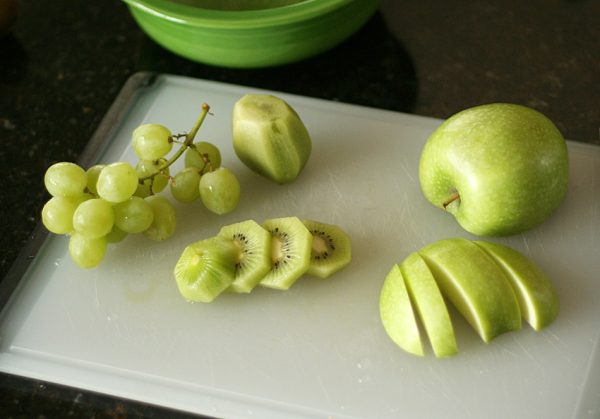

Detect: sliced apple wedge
400,252,457,358
474,241,559,331
379,264,424,356
419,238,522,343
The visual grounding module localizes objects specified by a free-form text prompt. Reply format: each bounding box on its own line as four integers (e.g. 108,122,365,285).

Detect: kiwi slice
260,217,312,290
218,219,272,293
302,219,352,278
173,236,238,302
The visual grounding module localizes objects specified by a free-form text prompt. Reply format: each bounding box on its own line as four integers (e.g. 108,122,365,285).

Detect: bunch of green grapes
41,104,241,269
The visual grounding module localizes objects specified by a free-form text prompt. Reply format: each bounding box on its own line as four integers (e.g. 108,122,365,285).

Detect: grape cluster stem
138,103,211,183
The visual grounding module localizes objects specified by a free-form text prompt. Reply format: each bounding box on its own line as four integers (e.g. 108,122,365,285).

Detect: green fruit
106,225,128,243
170,168,201,203
68,233,107,269
232,94,312,184
135,159,170,197
419,103,569,236
41,196,81,234
72,198,115,239
174,237,238,303
113,196,154,234
198,167,240,215
85,164,105,196
474,241,559,331
400,252,457,358
97,162,138,204
185,141,221,174
143,195,176,241
44,162,87,198
419,238,522,343
132,123,172,161
379,264,424,356
218,219,272,293
302,219,352,278
259,216,312,290
380,239,559,357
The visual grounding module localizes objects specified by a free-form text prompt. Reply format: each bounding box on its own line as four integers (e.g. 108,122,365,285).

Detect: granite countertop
0,0,598,417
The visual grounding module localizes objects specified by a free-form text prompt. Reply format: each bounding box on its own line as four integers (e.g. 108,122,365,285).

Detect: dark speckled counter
0,0,598,417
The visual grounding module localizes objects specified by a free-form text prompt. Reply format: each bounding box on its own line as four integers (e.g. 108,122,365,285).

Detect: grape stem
138,103,211,182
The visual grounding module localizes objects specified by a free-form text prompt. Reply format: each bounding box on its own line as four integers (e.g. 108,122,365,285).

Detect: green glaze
419,103,569,236
173,0,307,11
419,238,522,343
474,240,559,331
122,0,379,68
400,252,457,358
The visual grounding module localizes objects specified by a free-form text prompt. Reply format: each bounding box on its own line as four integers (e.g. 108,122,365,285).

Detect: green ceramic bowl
123,0,379,68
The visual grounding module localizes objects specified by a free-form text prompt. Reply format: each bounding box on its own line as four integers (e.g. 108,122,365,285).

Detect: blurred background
0,0,598,416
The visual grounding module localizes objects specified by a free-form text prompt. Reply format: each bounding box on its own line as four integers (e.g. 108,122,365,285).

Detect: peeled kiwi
173,236,238,302
232,94,312,184
260,217,312,290
218,219,272,293
302,220,352,278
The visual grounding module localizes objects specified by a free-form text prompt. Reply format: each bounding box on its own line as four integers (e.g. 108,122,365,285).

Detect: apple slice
379,264,424,356
474,241,559,331
419,238,522,343
400,252,457,358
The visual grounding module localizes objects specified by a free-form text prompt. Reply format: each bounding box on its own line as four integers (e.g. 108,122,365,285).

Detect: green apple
419,103,569,236
419,238,522,343
232,94,312,184
474,241,559,330
380,238,559,357
379,264,424,356
400,252,457,358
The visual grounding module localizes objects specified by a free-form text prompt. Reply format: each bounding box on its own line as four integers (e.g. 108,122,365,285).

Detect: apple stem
443,192,460,209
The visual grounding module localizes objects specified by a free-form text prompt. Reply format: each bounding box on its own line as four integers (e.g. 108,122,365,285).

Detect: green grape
41,196,80,234
135,159,170,197
134,183,151,199
199,167,240,215
106,225,128,243
144,195,177,241
132,123,173,161
185,141,221,174
69,233,107,269
170,168,201,203
86,164,105,196
72,198,115,238
113,196,154,233
97,162,138,203
44,162,87,198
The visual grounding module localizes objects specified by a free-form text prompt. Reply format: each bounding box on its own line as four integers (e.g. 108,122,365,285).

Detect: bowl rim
121,0,356,28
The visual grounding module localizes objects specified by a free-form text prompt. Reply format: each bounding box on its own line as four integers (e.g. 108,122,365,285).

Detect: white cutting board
1,74,599,419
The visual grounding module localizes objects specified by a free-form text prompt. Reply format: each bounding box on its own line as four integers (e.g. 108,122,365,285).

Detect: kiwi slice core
302,220,352,278
173,236,238,302
260,217,312,290
218,219,271,293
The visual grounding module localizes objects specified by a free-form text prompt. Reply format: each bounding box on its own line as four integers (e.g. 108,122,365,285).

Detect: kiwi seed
302,219,352,278
259,217,312,290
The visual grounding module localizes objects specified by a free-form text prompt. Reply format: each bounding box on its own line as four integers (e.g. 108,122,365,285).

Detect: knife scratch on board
93,278,100,308
398,157,416,185
513,337,546,377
